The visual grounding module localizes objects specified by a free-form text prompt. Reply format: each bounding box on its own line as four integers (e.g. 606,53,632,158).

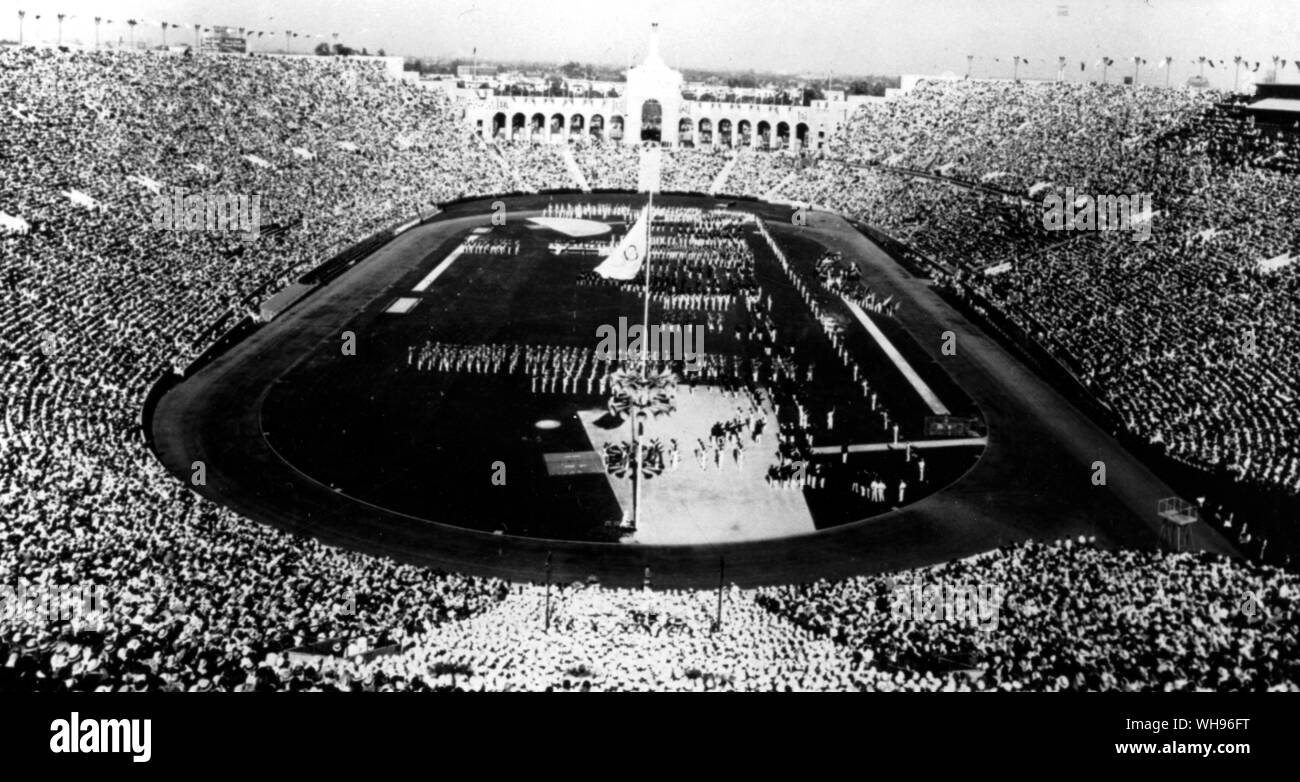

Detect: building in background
459,24,865,150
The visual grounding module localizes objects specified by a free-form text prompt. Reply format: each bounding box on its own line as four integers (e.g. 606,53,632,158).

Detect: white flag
593,207,650,280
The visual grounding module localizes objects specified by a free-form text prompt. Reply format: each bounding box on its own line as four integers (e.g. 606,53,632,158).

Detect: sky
6,0,1299,88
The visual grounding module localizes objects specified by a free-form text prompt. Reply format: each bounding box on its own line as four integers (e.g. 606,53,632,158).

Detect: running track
149,195,1237,588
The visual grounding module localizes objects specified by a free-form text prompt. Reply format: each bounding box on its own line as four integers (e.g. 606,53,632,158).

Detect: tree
314,42,331,56
560,60,585,78
377,48,385,57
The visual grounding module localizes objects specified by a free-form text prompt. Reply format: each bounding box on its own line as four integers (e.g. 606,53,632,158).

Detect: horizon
6,0,1300,89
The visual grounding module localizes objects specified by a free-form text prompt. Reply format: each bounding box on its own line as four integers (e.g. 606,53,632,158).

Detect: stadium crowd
1,47,517,692
572,139,640,190
493,139,577,191
28,538,1280,692
3,47,1298,692
779,78,1300,511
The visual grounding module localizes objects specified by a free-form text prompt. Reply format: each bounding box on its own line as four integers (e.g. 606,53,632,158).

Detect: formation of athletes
406,204,932,508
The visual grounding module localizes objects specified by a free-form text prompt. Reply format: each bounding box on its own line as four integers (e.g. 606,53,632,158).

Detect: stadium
2,5,1299,694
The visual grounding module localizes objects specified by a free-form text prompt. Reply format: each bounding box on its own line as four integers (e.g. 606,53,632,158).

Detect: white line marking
843,298,950,415
412,246,465,292
811,437,985,455
385,297,421,314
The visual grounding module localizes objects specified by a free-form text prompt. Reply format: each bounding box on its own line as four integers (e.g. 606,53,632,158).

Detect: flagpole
632,190,653,531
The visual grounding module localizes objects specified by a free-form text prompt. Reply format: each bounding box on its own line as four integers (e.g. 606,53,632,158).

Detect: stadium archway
678,118,694,146
776,121,790,149
570,114,585,137
698,118,713,146
531,113,546,140
757,121,771,149
718,118,733,147
640,99,662,142
550,113,565,140
610,115,624,141
590,114,604,139
738,119,752,147
492,112,507,140
796,122,809,149
512,113,527,141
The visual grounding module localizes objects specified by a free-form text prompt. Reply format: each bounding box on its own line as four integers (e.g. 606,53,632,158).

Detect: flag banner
593,207,650,280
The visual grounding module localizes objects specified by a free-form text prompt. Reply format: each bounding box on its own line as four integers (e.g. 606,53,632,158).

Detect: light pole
127,19,137,49
965,54,973,79
1012,55,1021,81
56,13,64,46
193,24,200,53
1163,56,1173,87
17,10,23,46
1233,55,1242,92
285,29,292,54
1057,56,1066,82
94,16,101,48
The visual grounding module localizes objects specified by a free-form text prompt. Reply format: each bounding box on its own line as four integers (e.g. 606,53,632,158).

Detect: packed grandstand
1,47,1298,691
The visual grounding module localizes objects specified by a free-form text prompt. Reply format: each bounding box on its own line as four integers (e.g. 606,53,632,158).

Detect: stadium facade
460,24,865,150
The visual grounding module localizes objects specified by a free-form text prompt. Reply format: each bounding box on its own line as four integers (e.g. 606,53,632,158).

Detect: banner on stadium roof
593,208,650,281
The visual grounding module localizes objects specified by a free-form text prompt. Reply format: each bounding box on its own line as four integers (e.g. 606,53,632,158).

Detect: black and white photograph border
1,0,1298,699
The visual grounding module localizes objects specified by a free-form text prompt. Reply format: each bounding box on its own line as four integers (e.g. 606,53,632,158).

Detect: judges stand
1157,497,1199,553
